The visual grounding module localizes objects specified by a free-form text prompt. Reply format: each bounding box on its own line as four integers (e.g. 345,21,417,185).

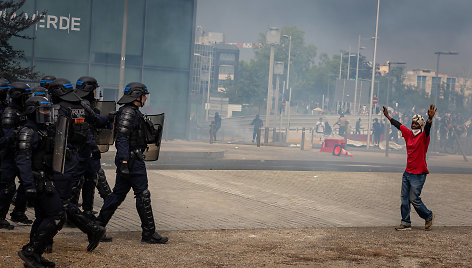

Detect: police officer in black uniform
71,76,112,218
0,82,33,229
48,78,105,251
0,78,9,171
0,78,12,229
96,82,168,244
16,95,65,268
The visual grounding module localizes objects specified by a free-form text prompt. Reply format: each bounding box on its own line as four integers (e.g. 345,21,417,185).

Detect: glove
92,146,101,160
81,100,96,116
107,111,117,124
25,188,37,207
119,161,130,177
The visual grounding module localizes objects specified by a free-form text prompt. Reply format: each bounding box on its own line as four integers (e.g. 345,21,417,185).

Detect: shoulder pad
18,127,35,154
2,107,20,128
116,106,137,137
120,105,137,114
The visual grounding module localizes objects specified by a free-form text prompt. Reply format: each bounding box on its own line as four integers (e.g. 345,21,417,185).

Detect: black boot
19,237,56,268
18,247,45,268
38,256,55,268
18,245,56,268
0,183,16,229
24,215,63,267
10,211,33,224
65,205,105,251
136,190,168,244
43,240,53,254
94,219,113,242
85,223,106,251
0,219,14,230
100,232,113,242
93,218,112,242
141,232,168,244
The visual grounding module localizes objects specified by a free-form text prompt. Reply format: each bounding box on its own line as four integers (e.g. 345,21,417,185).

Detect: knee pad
97,168,106,177
136,189,151,201
136,189,151,207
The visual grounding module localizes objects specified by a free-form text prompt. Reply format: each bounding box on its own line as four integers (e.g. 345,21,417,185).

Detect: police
97,82,168,244
0,82,33,230
16,95,65,268
71,76,112,218
0,78,12,229
48,78,105,251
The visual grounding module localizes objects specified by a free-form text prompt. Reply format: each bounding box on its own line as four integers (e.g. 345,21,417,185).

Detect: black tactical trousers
0,158,27,220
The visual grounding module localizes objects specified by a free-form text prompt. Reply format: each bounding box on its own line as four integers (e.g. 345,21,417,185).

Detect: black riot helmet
23,95,54,125
117,82,149,105
75,76,100,101
0,78,10,104
40,75,56,89
48,78,81,103
9,82,32,108
32,86,48,97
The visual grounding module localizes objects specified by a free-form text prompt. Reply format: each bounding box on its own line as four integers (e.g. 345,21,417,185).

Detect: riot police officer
0,82,32,229
0,78,11,229
97,82,168,244
16,95,65,268
48,78,105,251
0,78,9,145
71,76,112,218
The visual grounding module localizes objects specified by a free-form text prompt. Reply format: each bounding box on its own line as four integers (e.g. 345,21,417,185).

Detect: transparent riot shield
52,115,69,174
95,101,116,151
143,113,165,161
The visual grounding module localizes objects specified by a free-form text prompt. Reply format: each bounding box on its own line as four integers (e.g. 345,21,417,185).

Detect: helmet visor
36,106,54,124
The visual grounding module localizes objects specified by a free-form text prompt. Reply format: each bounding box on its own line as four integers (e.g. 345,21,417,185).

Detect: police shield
52,115,69,174
95,101,116,147
143,113,165,161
